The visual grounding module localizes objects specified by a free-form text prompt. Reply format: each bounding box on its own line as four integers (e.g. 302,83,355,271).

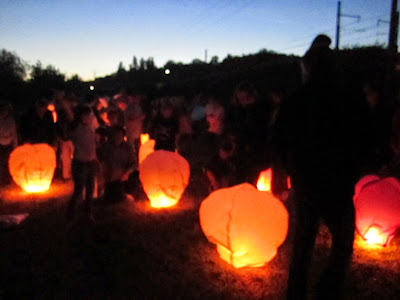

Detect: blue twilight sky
0,0,393,81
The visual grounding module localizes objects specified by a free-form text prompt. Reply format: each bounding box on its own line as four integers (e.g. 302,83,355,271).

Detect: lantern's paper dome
200,183,289,268
353,175,400,246
139,150,190,208
138,138,156,165
9,143,56,193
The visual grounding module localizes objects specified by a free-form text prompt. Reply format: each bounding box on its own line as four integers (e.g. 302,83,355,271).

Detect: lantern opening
22,183,51,193
363,226,388,246
257,168,272,192
216,243,265,268
148,193,179,208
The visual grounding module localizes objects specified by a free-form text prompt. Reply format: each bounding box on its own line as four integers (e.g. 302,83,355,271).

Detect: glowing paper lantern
9,143,56,193
353,175,400,246
139,150,190,208
140,133,150,145
256,168,292,192
47,104,57,123
257,168,272,191
200,183,289,268
138,134,155,165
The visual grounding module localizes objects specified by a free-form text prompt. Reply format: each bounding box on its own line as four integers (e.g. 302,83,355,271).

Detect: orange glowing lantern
138,134,155,164
140,133,150,145
139,150,190,208
256,168,292,192
8,143,56,193
353,175,400,246
47,104,57,123
200,183,289,268
257,168,273,191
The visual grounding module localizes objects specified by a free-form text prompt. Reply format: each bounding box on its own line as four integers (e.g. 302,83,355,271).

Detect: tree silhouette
139,58,147,70
210,56,219,65
29,61,65,99
117,61,126,73
129,56,138,70
0,49,27,102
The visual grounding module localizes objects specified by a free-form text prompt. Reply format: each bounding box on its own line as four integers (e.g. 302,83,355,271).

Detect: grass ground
0,180,399,299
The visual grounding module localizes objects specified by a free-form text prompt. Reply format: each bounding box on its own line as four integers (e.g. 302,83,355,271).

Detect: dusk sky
0,0,393,81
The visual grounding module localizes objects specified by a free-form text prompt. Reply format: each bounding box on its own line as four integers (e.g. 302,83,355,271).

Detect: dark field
0,180,399,300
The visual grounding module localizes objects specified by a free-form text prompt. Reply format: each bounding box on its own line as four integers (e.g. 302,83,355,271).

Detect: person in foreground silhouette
277,37,362,300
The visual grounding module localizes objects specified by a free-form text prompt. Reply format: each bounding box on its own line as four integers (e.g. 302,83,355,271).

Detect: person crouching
98,126,136,203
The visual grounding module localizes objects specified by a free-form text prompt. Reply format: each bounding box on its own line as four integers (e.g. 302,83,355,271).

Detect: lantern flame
257,168,272,192
148,193,179,208
22,183,51,193
217,244,265,268
363,226,388,246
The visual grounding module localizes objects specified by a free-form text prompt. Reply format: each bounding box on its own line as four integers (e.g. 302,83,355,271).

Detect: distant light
165,69,171,75
90,85,95,91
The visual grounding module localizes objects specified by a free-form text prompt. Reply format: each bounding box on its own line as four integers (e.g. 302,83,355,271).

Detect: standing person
0,101,18,185
56,95,75,180
148,98,179,152
66,105,97,221
19,98,56,146
226,82,269,184
277,39,362,300
125,90,145,160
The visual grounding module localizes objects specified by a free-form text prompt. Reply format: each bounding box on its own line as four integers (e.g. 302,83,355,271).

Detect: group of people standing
1,34,400,299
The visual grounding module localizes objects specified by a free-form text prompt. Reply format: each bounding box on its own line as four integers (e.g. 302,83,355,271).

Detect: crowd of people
1,34,400,299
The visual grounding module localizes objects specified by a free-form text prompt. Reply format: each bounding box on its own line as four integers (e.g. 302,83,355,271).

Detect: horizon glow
0,0,392,81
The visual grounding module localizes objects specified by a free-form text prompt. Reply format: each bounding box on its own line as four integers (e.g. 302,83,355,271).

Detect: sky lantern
8,143,56,193
257,168,273,191
139,150,190,208
138,134,156,164
140,133,150,144
257,168,291,192
353,175,400,246
200,183,289,268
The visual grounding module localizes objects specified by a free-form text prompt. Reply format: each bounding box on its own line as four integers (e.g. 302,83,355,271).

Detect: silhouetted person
148,98,178,152
98,126,136,203
277,41,361,300
360,78,393,173
67,105,97,221
310,34,332,49
226,82,269,184
20,98,56,145
0,101,18,185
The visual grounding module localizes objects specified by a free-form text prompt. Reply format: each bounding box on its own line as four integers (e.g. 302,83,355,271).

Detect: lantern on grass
353,175,400,246
138,134,155,164
139,150,190,208
9,143,56,193
200,183,289,268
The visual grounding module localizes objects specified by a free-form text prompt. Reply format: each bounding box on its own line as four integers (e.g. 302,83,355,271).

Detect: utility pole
205,49,208,63
389,0,399,53
335,1,361,49
335,1,341,49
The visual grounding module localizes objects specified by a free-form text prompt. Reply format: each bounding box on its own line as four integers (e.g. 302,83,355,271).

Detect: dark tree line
0,46,398,109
